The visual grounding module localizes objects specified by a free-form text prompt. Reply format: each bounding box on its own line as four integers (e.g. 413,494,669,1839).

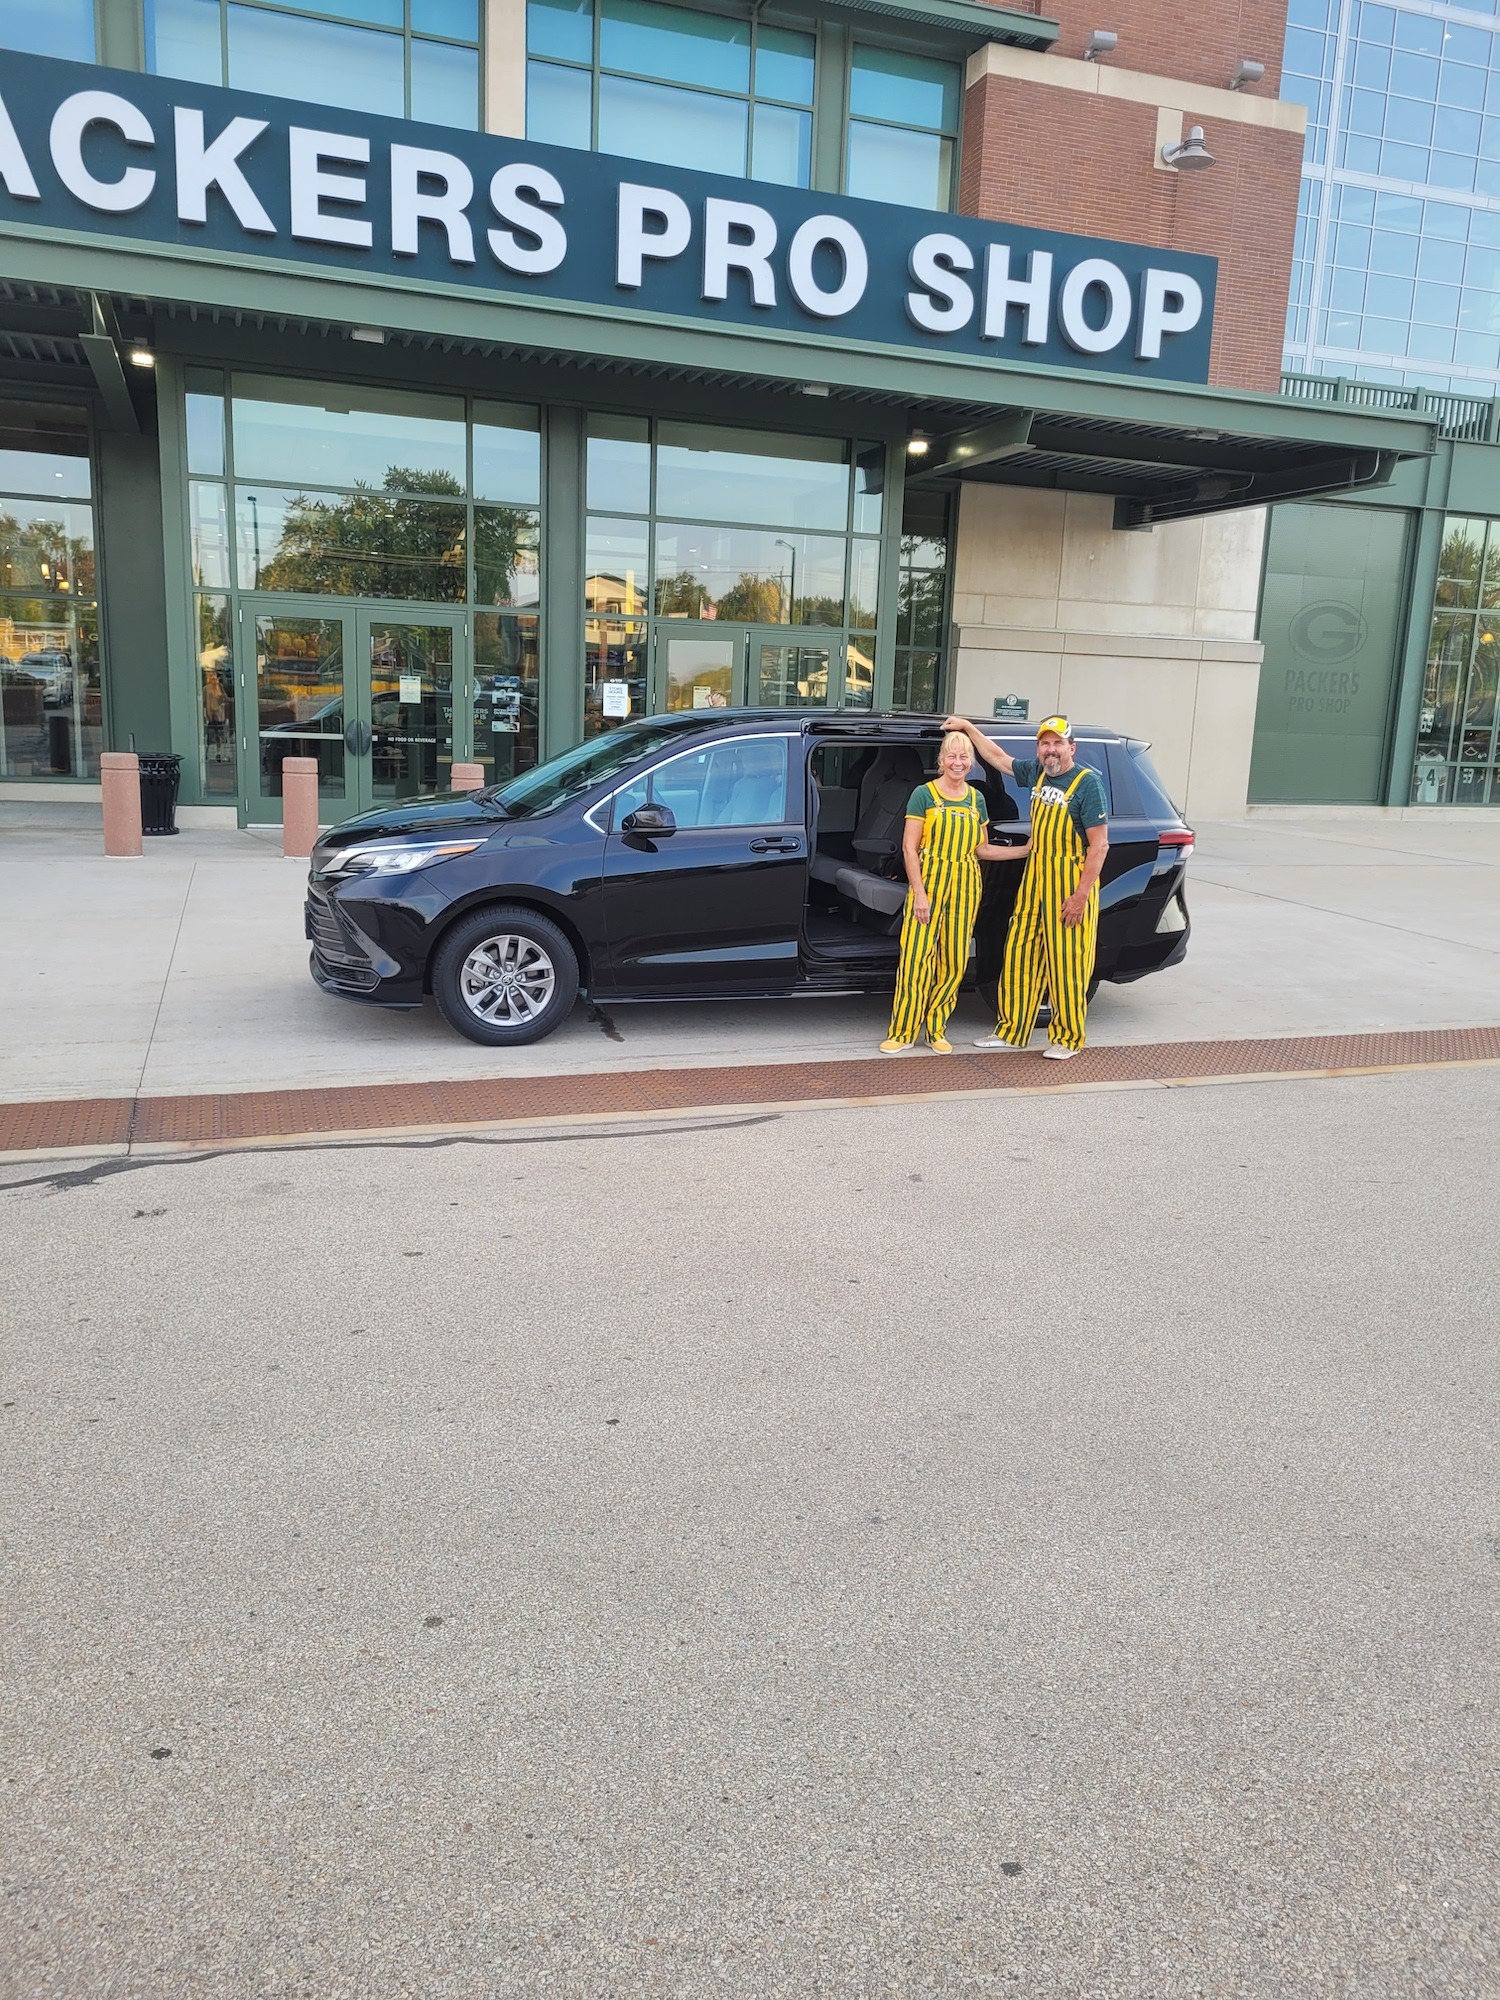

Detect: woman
881,731,1028,1054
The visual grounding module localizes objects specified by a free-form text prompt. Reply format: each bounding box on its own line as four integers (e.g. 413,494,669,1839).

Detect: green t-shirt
904,781,985,823
1012,758,1107,844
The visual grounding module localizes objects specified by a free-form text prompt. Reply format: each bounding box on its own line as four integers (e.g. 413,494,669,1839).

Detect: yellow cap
1036,714,1071,739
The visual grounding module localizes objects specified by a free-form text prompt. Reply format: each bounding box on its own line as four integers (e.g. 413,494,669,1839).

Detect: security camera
1083,29,1117,61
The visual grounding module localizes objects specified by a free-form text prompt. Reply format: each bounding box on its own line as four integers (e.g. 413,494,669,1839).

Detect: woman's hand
976,840,1031,862
912,890,932,924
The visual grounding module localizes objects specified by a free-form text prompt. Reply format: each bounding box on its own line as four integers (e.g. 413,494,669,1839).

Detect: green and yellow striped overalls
886,781,986,1046
995,766,1098,1052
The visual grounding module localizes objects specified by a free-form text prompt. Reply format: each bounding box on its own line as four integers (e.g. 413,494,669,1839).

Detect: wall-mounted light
1162,125,1215,171
906,430,931,457
1083,29,1117,61
1229,58,1265,90
128,345,155,368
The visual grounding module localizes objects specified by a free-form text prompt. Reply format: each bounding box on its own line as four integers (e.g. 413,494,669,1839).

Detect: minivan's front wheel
432,905,579,1046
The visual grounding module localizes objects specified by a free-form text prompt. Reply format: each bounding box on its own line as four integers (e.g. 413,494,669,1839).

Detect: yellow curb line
3,1051,1496,1165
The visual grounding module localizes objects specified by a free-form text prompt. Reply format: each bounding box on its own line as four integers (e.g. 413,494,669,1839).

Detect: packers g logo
1289,599,1366,663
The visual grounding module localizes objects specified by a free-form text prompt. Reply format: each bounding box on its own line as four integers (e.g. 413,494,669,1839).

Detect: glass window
197,593,236,797
473,405,542,505
235,485,469,599
587,517,650,615
231,380,468,491
0,0,95,58
185,370,226,479
655,425,849,531
654,522,846,623
474,508,541,606
627,737,789,827
527,0,816,187
846,46,960,210
587,415,651,514
474,611,540,785
891,487,950,712
149,0,481,129
190,482,232,588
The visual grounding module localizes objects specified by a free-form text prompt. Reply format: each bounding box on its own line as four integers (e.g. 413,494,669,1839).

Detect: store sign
0,52,1217,382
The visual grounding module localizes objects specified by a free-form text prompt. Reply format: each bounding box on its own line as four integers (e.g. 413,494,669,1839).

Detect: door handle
344,719,372,756
749,835,802,854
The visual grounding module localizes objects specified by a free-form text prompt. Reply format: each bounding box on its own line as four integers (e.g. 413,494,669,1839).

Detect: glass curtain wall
1282,1,1500,392
1414,514,1500,804
148,0,482,128
0,403,102,783
527,0,815,183
583,414,883,731
845,45,960,211
183,370,540,796
891,486,951,712
0,0,95,56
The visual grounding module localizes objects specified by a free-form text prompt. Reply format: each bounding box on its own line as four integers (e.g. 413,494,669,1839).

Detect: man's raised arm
944,715,1016,776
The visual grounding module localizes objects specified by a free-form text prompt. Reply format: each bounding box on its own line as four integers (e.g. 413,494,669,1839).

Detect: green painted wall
95,429,172,756
1250,501,1412,804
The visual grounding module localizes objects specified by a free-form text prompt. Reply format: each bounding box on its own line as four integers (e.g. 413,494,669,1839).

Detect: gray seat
835,864,906,916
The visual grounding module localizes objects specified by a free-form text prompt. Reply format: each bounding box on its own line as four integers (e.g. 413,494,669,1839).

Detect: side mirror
621,802,676,837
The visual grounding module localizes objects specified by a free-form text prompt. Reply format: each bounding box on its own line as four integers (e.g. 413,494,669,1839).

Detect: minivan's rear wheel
432,905,579,1046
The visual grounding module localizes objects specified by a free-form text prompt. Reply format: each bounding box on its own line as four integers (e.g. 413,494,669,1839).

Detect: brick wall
992,0,1286,92
958,60,1303,390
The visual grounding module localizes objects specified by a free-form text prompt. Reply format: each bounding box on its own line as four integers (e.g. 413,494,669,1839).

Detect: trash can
138,752,182,836
47,712,73,775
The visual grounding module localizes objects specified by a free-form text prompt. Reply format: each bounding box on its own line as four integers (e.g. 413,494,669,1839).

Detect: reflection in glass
894,650,940,712
848,539,880,630
410,37,479,128
0,448,90,502
853,444,884,534
585,615,647,735
527,0,592,60
663,634,737,710
474,507,542,606
656,424,849,529
654,522,845,624
196,592,236,797
527,58,592,146
587,516,650,615
599,73,748,175
226,5,405,117
231,380,467,490
587,415,651,513
846,122,951,211
600,0,749,93
369,621,455,800
1,0,96,59
414,0,479,32
254,613,346,800
0,496,94,595
190,482,231,588
185,377,226,478
751,103,811,187
754,25,814,105
756,641,832,707
237,484,468,600
849,44,959,129
0,594,101,779
475,610,540,782
846,635,875,709
473,404,542,503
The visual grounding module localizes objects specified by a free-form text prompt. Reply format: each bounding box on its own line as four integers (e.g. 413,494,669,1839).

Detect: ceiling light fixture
906,431,931,457
127,345,155,368
1083,29,1117,61
1162,125,1216,171
350,326,387,345
1230,58,1265,90
801,382,830,397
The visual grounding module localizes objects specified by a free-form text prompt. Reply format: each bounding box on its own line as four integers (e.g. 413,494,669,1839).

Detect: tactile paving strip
2,1025,1498,1159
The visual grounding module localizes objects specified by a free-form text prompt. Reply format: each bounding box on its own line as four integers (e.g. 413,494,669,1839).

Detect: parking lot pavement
4,802,1499,1104
2,1066,1496,1998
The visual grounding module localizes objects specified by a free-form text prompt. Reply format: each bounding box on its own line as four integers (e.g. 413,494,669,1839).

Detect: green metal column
152,356,207,800
1383,503,1444,808
541,404,584,759
812,21,849,194
872,439,904,709
96,0,145,69
96,427,172,755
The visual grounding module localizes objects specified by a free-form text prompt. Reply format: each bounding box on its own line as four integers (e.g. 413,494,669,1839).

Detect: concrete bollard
450,762,485,790
101,751,143,857
282,757,319,860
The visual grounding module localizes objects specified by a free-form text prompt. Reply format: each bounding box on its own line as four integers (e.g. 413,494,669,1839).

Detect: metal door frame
745,626,848,708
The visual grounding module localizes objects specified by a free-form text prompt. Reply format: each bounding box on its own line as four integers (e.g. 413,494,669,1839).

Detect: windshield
489,721,711,819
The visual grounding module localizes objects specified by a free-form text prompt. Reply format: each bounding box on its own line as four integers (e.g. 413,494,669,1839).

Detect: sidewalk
4,802,1499,1106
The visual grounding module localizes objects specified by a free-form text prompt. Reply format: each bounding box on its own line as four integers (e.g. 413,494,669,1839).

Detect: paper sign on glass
602,681,630,718
399,675,422,704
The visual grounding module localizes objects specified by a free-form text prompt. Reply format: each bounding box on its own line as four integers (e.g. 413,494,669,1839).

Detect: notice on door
602,681,631,719
399,675,422,705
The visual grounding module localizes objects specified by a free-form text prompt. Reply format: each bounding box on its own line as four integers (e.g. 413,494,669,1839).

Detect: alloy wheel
459,933,557,1025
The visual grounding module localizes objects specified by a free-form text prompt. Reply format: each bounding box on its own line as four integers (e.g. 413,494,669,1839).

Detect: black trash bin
138,752,182,836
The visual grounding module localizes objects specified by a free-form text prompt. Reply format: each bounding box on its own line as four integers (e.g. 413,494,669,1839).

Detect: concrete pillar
282,757,319,860
100,751,143,857
451,762,485,789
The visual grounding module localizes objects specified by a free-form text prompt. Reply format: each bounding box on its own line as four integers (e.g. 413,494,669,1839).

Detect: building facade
1256,0,1500,809
0,0,1427,828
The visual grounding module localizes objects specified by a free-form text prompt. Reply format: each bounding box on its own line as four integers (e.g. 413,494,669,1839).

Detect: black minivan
305,712,1194,1046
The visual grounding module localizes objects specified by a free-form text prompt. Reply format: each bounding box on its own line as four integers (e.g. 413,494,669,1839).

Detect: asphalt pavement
3,1065,1496,1998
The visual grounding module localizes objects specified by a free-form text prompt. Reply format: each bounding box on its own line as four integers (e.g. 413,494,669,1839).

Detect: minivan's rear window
1125,740,1184,821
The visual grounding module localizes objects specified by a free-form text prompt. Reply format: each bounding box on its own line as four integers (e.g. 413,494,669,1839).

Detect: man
944,713,1109,1061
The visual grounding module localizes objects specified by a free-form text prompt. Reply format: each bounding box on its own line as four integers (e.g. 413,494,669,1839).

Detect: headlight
322,838,483,878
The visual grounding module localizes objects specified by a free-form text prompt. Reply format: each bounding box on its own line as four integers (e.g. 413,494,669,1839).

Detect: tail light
1157,826,1194,861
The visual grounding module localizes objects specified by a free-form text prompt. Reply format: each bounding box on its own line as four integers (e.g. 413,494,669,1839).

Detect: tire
431,904,579,1046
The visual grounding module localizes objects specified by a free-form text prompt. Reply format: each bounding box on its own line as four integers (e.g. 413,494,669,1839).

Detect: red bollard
282,756,319,860
101,751,143,858
450,762,485,790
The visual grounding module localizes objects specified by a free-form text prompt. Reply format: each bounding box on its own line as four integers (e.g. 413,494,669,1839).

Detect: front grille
306,894,379,990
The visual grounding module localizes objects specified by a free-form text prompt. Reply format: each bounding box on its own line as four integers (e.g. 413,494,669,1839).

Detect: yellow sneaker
879,1038,912,1054
928,1035,953,1054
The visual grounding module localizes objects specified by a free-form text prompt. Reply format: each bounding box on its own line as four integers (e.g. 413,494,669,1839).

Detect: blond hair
939,729,972,765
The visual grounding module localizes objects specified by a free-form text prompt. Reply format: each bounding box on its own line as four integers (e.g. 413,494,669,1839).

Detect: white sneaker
974,1033,1025,1050
1042,1045,1078,1061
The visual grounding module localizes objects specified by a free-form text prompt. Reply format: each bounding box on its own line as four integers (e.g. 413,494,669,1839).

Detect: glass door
239,599,465,825
749,627,848,708
658,625,743,711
